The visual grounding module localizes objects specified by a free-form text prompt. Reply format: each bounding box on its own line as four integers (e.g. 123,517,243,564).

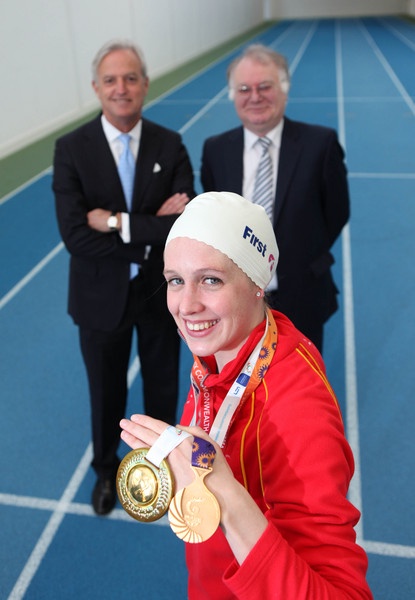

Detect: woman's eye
167,277,183,286
204,276,221,285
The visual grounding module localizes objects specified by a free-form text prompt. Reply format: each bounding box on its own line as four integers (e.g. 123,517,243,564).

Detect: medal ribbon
146,426,192,467
189,307,277,447
191,436,216,469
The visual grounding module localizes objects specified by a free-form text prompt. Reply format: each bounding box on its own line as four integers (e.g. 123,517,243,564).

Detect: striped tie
118,133,139,279
252,136,274,220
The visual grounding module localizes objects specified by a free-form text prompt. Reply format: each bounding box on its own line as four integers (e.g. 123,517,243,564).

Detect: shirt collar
101,115,142,144
244,118,284,150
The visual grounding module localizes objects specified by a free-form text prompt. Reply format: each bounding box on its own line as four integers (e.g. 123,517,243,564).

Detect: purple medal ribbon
191,437,216,470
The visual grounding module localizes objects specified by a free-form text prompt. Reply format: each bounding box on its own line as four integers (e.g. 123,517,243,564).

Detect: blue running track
1,16,414,600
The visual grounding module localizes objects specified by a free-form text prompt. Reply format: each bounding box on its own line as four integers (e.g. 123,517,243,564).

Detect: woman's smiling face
164,238,265,371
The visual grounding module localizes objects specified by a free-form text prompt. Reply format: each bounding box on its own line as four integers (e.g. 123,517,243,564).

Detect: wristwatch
107,211,118,231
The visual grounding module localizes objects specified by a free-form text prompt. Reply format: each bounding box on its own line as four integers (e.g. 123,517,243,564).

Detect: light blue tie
118,133,139,279
118,133,135,210
252,137,274,220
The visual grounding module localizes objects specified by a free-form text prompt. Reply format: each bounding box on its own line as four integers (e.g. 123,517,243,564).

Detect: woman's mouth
186,319,219,332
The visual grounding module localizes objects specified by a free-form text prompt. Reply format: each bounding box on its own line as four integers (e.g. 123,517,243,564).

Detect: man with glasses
201,45,350,353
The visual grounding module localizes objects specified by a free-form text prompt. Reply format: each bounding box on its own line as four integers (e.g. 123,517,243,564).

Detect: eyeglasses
232,81,284,97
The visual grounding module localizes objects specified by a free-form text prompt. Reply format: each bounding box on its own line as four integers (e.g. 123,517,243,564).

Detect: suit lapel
84,117,129,211
133,119,159,210
226,128,244,194
274,118,301,223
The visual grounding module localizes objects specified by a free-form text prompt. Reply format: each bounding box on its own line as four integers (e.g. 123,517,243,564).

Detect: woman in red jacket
120,191,373,599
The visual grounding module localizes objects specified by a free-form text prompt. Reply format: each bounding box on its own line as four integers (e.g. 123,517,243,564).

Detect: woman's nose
179,285,203,315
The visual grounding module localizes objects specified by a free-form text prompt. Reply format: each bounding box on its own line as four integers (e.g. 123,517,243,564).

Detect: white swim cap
165,191,278,289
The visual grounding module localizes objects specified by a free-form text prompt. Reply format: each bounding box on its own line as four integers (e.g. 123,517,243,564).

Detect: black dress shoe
92,477,116,515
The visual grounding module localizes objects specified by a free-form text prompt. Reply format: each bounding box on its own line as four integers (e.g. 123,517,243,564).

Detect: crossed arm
87,192,190,232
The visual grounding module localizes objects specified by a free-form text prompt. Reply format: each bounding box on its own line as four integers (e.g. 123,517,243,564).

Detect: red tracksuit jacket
180,310,372,600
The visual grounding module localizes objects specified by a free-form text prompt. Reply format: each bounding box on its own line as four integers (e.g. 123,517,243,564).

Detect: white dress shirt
101,115,142,243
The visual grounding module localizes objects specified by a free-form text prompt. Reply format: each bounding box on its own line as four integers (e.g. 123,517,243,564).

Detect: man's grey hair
227,44,290,91
92,39,148,82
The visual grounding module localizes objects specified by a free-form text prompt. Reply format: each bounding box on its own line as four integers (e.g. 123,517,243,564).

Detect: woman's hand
120,414,234,492
120,414,200,491
120,414,267,563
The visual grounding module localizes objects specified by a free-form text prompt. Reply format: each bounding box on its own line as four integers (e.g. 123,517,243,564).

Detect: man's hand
87,193,189,231
87,209,119,232
156,193,189,216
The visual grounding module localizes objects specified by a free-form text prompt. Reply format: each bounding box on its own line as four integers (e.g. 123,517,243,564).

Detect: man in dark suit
53,40,195,515
201,45,350,352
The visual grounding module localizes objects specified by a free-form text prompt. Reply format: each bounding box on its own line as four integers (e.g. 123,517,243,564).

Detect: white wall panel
0,0,263,158
0,0,411,159
132,0,177,76
0,0,79,151
64,0,135,107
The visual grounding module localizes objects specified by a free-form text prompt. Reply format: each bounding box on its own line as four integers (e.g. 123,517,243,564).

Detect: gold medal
168,437,220,543
116,448,174,522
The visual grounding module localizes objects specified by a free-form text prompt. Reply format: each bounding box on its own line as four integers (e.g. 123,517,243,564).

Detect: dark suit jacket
200,118,350,332
53,115,195,331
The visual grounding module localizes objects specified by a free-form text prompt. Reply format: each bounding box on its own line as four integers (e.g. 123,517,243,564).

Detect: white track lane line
0,242,64,311
335,20,364,541
6,355,140,600
0,168,52,206
7,446,92,600
359,20,415,116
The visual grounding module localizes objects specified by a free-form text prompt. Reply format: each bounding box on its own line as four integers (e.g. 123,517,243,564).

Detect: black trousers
79,274,180,479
